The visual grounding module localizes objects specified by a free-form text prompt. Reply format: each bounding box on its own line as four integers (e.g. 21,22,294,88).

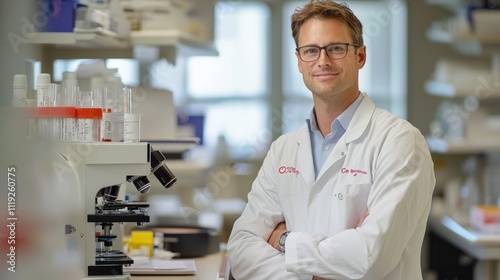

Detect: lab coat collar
294,93,376,185
344,92,375,144
295,93,375,146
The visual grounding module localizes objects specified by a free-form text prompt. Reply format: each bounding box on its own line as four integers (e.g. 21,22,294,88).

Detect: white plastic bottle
36,73,51,107
12,74,27,107
62,71,78,89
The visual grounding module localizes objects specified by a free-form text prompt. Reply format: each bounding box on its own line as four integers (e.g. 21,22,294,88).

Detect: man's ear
296,51,304,74
356,45,367,69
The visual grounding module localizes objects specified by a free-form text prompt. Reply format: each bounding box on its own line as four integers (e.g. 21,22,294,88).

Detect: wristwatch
278,231,290,253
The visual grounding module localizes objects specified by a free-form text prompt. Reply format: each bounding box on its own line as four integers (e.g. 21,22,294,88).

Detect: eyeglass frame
295,43,361,62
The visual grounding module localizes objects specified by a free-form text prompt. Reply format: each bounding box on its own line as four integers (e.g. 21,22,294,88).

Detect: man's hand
267,222,287,251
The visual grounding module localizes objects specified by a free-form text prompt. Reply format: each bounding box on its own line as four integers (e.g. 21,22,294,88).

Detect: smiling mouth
313,73,338,79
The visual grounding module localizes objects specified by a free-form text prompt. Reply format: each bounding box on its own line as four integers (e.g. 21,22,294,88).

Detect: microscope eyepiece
150,149,177,188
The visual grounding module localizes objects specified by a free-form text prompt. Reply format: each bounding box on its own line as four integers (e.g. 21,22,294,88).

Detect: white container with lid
12,74,27,107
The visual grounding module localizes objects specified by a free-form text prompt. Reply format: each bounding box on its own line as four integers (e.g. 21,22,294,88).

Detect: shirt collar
306,92,364,134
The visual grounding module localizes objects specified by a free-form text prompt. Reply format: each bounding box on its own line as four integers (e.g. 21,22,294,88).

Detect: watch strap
278,231,290,253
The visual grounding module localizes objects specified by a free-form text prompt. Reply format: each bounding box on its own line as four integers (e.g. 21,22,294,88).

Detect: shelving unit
424,80,500,98
130,30,217,56
25,1,211,152
31,31,129,48
425,4,500,278
426,136,500,154
28,0,217,74
425,0,464,12
31,30,217,54
424,0,500,154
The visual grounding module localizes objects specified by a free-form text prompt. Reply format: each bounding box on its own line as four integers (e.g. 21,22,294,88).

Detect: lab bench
131,252,227,280
428,214,500,280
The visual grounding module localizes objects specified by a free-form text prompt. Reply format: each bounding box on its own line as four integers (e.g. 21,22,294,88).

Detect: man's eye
304,48,318,54
330,46,345,52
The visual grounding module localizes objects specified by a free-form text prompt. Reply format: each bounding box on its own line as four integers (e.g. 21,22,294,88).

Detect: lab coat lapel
315,94,375,181
295,125,315,188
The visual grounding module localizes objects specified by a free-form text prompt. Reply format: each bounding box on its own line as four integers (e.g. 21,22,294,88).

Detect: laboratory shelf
426,136,500,154
30,31,129,48
427,29,500,45
144,137,200,154
426,0,464,12
30,31,217,58
424,80,500,98
427,28,500,56
130,30,218,56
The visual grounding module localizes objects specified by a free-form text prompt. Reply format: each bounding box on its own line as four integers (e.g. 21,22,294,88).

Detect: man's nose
317,49,331,66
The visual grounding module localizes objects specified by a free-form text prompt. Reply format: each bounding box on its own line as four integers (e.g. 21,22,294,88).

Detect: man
227,1,435,279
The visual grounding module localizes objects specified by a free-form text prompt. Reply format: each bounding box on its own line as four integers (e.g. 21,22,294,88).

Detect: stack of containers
35,73,77,141
17,71,140,144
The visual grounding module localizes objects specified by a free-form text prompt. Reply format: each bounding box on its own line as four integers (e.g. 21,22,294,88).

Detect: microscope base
83,272,131,280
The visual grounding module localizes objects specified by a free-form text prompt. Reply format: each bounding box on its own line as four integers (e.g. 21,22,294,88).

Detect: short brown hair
291,0,363,47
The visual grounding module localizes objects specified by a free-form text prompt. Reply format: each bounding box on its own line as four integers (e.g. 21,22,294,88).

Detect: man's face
295,17,366,100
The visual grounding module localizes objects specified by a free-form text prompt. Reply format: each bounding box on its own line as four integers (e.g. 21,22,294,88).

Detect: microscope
55,142,176,280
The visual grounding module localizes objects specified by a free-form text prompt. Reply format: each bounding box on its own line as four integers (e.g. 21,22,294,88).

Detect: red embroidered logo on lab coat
278,166,299,177
341,167,367,177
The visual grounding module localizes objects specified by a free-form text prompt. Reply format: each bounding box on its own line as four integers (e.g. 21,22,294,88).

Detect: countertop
131,251,227,280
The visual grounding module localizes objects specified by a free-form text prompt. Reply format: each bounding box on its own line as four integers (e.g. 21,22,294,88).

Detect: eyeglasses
295,43,361,62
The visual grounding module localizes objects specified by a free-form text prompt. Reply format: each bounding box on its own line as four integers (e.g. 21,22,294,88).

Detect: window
184,2,271,159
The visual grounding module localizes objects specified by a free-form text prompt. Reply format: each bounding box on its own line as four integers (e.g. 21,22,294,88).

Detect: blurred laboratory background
1,1,500,279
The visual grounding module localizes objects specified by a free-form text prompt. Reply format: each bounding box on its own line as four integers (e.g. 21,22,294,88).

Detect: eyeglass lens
299,44,349,61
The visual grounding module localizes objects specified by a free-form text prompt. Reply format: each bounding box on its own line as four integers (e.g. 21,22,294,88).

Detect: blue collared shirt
306,93,364,178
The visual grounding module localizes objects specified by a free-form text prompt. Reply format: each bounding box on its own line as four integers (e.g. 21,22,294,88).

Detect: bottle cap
13,75,27,88
63,72,78,87
37,73,51,86
63,71,77,81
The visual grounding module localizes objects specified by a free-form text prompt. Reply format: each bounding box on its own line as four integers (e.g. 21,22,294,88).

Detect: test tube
123,87,140,143
101,88,112,142
76,90,102,142
49,84,63,141
35,73,51,139
63,85,78,142
110,86,124,142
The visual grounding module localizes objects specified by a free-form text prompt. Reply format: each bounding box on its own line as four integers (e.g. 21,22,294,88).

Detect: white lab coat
227,94,436,280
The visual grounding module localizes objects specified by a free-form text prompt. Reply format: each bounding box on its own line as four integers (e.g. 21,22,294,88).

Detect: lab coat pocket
330,183,371,233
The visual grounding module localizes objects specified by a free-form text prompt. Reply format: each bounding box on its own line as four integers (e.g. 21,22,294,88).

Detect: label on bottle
124,113,140,143
36,86,49,107
77,119,99,142
64,118,77,141
101,112,112,142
